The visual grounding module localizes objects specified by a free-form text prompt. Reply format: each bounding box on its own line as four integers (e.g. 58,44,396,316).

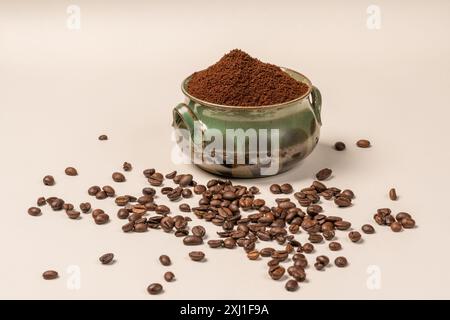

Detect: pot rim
181,67,313,110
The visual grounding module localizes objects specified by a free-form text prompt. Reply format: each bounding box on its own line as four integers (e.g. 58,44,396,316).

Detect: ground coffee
187,49,309,106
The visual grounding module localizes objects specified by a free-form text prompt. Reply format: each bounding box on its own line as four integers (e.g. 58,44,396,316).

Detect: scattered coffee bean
223,237,236,249
362,224,375,234
193,184,207,194
65,167,78,176
182,188,193,198
112,172,126,182
63,203,74,211
134,223,148,232
148,172,164,186
189,251,205,261
192,225,206,238
99,253,114,264
285,279,299,291
66,210,80,219
147,283,163,295
334,141,346,151
323,230,335,241
308,233,323,243
302,243,314,253
348,231,362,243
183,235,203,245
117,208,129,219
79,202,91,213
103,185,116,196
270,184,282,194
316,255,329,266
356,139,371,148
37,197,46,206
42,270,58,280
94,213,109,225
28,207,41,216
268,265,285,280
280,183,293,194
390,221,402,232
207,239,223,248
155,205,170,215
329,241,342,251
165,171,177,179
401,218,415,229
88,185,101,196
92,208,104,218
396,212,411,221
334,220,351,230
179,203,191,212
315,168,332,181
247,250,260,260
334,256,348,267
43,175,55,186
334,197,351,207
122,222,134,232
123,162,132,171
389,188,397,200
164,271,175,282
159,255,171,266
98,134,108,141
341,189,354,199
314,262,325,270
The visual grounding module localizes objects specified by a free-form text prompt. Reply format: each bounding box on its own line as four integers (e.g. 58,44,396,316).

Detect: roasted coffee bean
390,221,402,232
164,271,175,282
329,241,342,251
207,239,224,248
348,231,362,242
116,208,129,219
307,204,322,216
335,256,348,267
112,172,125,182
37,197,46,206
356,139,371,148
389,188,397,200
147,283,163,295
134,223,148,232
314,262,325,270
155,205,170,215
50,198,64,211
43,175,55,186
189,251,205,261
79,202,91,213
161,187,174,195
267,259,280,267
396,212,411,222
289,224,300,234
223,237,236,249
114,196,129,207
65,167,78,176
159,255,171,266
143,168,156,178
285,279,299,291
183,235,203,246
121,162,132,172
66,210,80,219
308,233,323,243
302,243,314,254
334,141,346,151
362,224,375,234
192,225,206,238
315,168,332,181
334,220,351,230
99,253,114,264
268,265,285,280
179,174,193,187
280,183,293,194
377,208,391,216
323,230,335,241
222,191,236,201
28,207,41,216
92,208,105,219
88,185,101,196
63,203,74,211
316,255,330,266
137,195,153,205
288,266,306,282
193,184,206,194
373,213,385,225
164,170,177,179
128,212,143,222
94,213,109,225
142,187,156,196
179,203,191,212
148,172,164,186
270,184,282,194
102,185,115,197
334,197,351,207
98,134,108,140
385,215,395,226
182,188,192,198
42,270,58,280
132,204,147,215
247,250,260,260
260,247,275,257
249,186,259,194
122,222,134,232
401,218,415,229
341,189,355,199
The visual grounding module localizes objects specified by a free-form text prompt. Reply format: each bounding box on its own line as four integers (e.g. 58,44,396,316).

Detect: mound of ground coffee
187,49,309,106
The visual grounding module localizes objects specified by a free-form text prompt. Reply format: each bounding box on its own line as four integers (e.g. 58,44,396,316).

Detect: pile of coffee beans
31,159,416,294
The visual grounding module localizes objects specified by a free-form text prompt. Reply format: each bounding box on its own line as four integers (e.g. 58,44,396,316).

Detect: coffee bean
387,187,397,200
63,203,74,211
396,212,411,221
43,175,55,186
390,221,402,232
316,255,329,266
334,141,346,151
288,266,306,282
334,220,351,230
385,215,395,226
50,198,64,211
28,207,41,216
329,241,342,251
323,230,335,241
182,188,192,198
159,255,171,266
183,235,203,245
348,231,362,242
192,225,206,238
79,202,91,213
161,187,174,195
342,189,354,199
143,168,156,178
37,197,46,206
66,210,80,219
102,185,115,197
112,172,125,182
117,208,129,219
268,265,285,280
155,205,170,215
121,162,132,172
247,250,260,260
99,253,114,264
285,279,299,291
401,218,415,229
302,243,314,254
222,191,237,200
356,139,371,148
308,233,323,243
179,203,191,212
147,283,163,295
164,171,176,179
189,251,205,261
142,187,156,196
223,237,236,249
193,184,207,194
207,239,224,248
88,185,101,196
42,270,58,280
122,222,134,232
148,172,164,186
334,197,351,207
98,134,108,141
92,208,105,218
94,213,109,225
280,183,293,194
164,271,175,282
314,262,325,270
115,196,129,206
334,256,348,267
361,224,375,234
134,223,148,232
179,174,193,187
315,168,332,181
270,184,282,194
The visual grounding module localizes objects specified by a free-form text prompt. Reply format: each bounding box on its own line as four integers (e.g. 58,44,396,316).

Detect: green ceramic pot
172,68,322,178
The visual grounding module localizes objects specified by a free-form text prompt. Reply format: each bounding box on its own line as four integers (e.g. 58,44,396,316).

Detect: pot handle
309,86,322,125
172,103,198,138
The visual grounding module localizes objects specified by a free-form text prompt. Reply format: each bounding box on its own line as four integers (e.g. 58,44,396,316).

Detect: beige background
1,0,449,299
